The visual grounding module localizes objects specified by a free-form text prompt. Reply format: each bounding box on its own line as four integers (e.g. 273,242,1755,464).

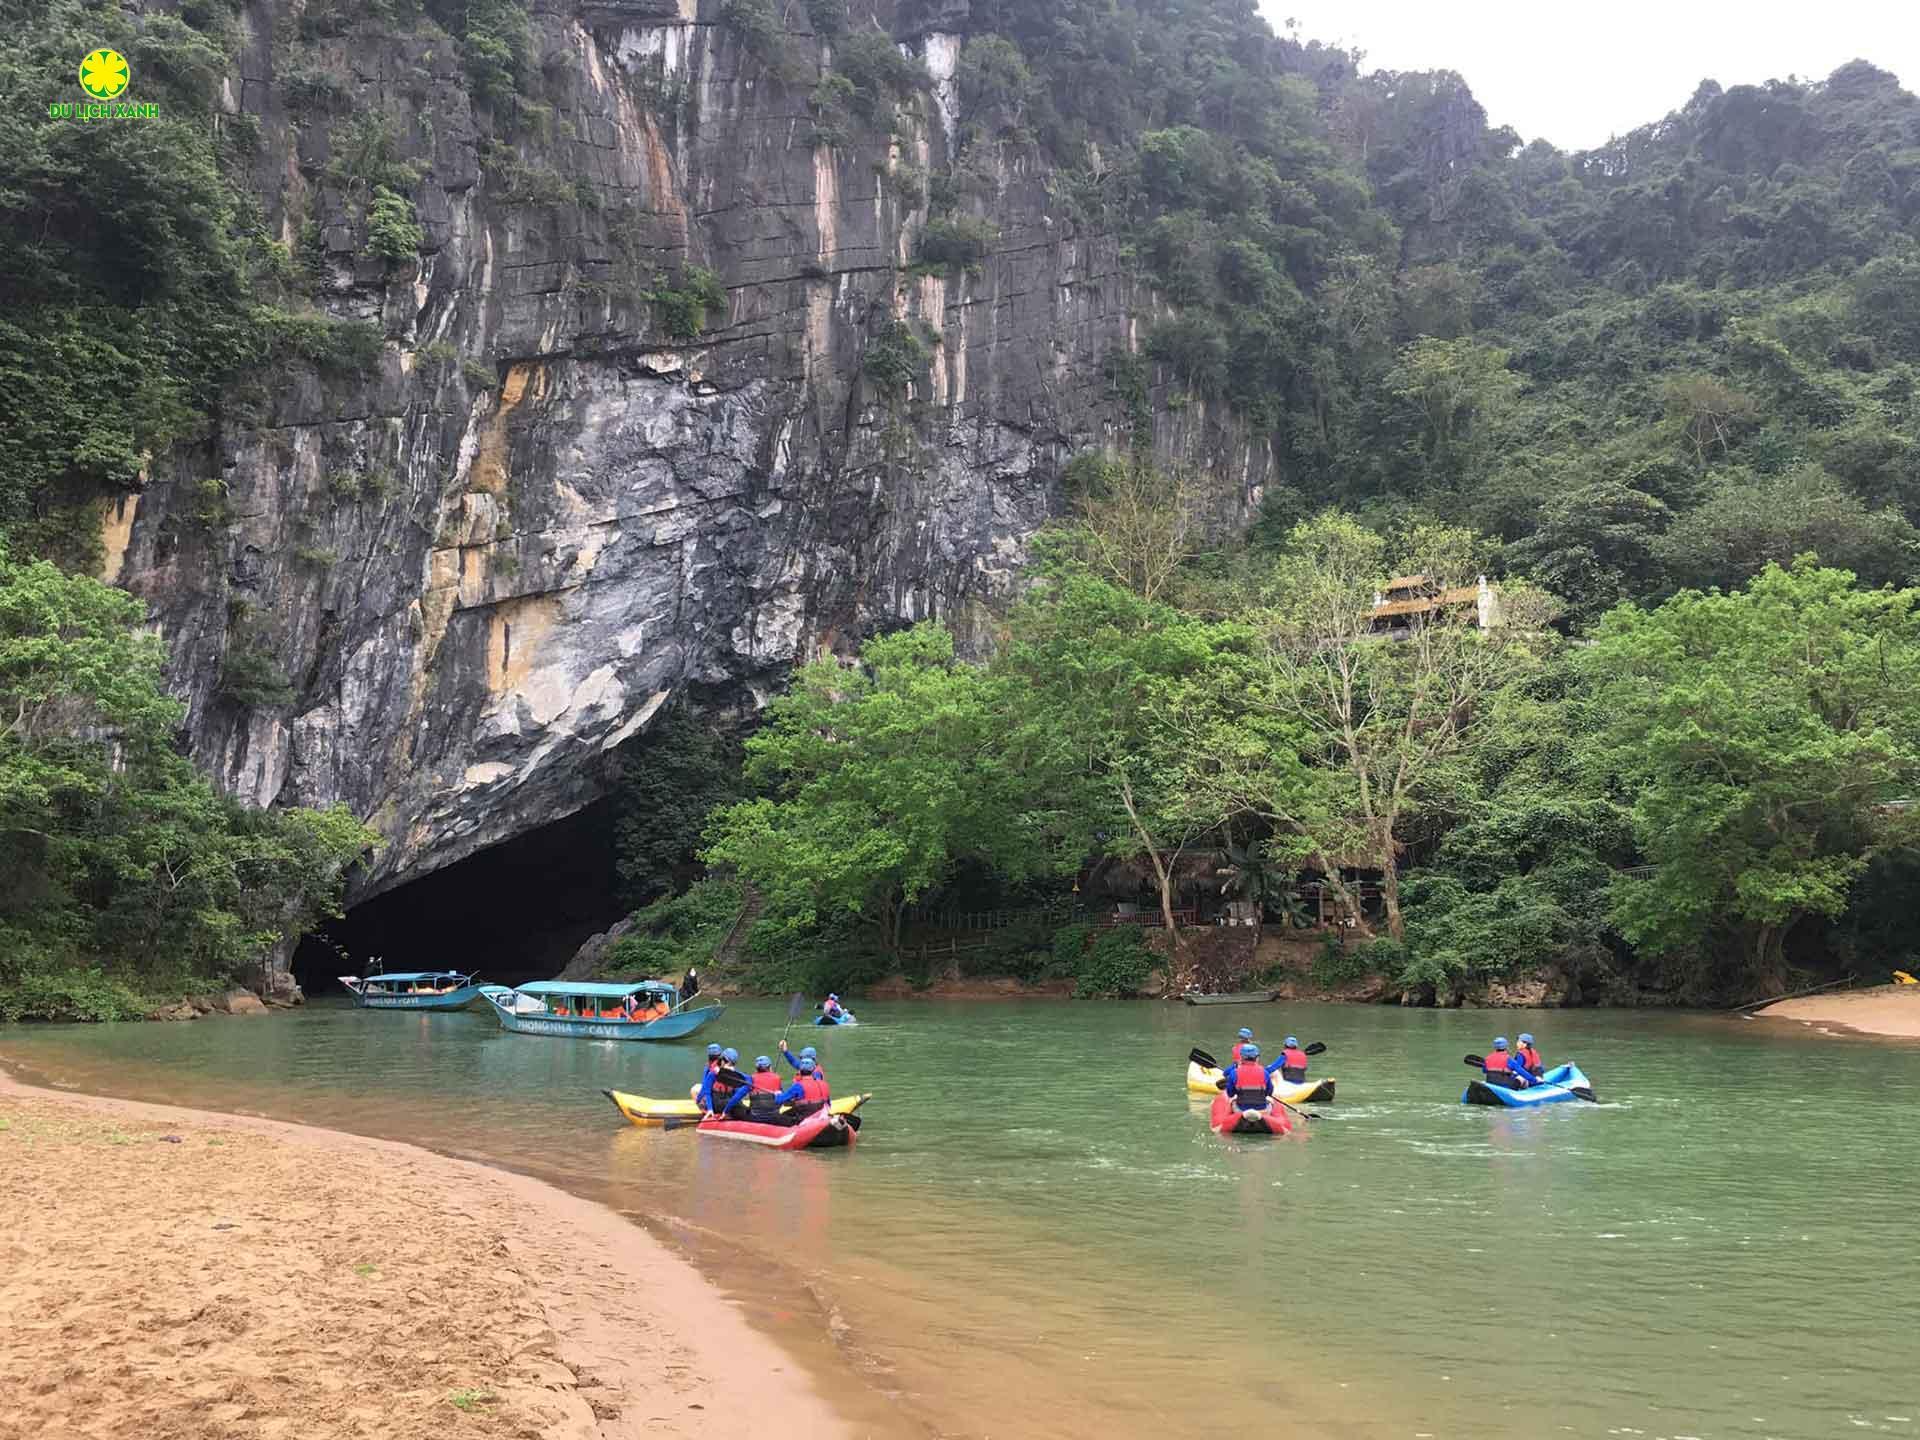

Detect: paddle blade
1304,1041,1327,1056
786,991,807,1020
1463,1054,1486,1068
718,1066,750,1087
1190,1047,1220,1071
1572,1086,1599,1103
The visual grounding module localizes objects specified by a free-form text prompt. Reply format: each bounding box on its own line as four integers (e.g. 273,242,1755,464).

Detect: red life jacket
1281,1046,1308,1071
1483,1051,1510,1073
1518,1045,1542,1071
798,1073,830,1103
750,1071,783,1092
1230,1061,1269,1105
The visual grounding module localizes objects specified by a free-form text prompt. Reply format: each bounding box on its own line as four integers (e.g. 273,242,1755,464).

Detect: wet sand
0,1071,859,1440
1753,983,1920,1039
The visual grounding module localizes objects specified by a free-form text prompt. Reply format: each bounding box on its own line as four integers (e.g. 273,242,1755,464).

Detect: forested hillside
5,0,1919,1013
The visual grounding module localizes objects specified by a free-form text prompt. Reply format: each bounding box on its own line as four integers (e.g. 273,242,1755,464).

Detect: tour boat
696,1105,859,1150
478,980,723,1041
339,971,486,1010
1185,1059,1335,1104
602,1087,871,1129
1461,1061,1596,1108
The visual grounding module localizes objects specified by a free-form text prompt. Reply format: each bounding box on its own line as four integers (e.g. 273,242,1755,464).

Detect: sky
1259,1,1920,152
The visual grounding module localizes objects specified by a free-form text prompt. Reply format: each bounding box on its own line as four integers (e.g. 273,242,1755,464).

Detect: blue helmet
799,1057,817,1072
800,1046,818,1060
1242,1044,1260,1059
1237,1028,1254,1040
1493,1037,1509,1050
707,1043,722,1058
754,1055,772,1070
1284,1035,1299,1048
1518,1033,1534,1045
827,993,839,1002
722,1047,740,1063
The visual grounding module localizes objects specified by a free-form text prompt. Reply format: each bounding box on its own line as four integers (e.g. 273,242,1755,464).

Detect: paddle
779,991,807,1048
1462,1055,1598,1103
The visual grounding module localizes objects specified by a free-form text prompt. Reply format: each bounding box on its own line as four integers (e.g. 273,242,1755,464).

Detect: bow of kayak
1461,1062,1595,1107
1207,1091,1293,1136
1186,1060,1334,1104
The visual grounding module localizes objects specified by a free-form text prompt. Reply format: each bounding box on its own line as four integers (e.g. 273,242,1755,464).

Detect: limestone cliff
102,0,1272,903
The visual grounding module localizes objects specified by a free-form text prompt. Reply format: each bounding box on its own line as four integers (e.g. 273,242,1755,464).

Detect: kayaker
1483,1037,1532,1089
782,1056,833,1118
1222,1044,1272,1112
703,1047,747,1114
1271,1036,1311,1084
1228,1027,1255,1066
742,1056,787,1120
777,1040,825,1081
1516,1033,1543,1074
822,993,845,1020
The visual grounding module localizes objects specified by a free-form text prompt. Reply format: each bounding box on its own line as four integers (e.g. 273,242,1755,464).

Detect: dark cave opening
291,799,625,998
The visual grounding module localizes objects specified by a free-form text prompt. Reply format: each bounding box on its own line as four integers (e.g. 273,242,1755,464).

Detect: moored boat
1182,990,1280,1006
696,1106,858,1150
1207,1091,1293,1136
602,1087,871,1129
340,971,485,1011
1462,1061,1595,1108
479,980,723,1041
1185,1059,1334,1104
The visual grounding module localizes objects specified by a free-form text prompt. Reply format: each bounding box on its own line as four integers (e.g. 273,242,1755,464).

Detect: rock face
101,1,1273,932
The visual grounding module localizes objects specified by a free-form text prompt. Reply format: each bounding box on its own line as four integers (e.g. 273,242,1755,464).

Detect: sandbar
1752,982,1920,1039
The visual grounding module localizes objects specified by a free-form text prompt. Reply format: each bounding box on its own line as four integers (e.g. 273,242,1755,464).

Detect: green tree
1579,561,1920,992
703,625,1048,955
610,706,741,907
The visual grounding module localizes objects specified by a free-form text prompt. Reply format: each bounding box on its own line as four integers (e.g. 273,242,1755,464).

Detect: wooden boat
602,1087,871,1130
340,971,485,1011
478,979,723,1042
1181,990,1280,1006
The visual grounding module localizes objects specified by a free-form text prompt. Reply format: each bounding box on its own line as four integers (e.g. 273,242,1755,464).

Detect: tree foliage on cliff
0,552,375,1019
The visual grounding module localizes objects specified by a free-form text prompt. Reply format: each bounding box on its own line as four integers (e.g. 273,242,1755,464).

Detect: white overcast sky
1259,1,1919,151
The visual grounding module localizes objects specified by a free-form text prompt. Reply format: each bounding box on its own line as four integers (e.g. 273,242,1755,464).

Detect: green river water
3,1000,1917,1438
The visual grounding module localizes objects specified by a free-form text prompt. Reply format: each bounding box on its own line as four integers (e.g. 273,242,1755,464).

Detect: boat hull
1182,991,1279,1006
349,984,485,1011
481,988,725,1041
1186,1060,1334,1104
696,1107,857,1150
813,1011,857,1026
1462,1062,1594,1107
603,1088,870,1130
1208,1092,1292,1136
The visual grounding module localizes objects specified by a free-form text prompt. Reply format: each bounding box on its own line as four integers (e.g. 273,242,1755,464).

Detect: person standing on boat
681,966,700,1001
1270,1036,1311,1084
1222,1044,1273,1112
777,1040,825,1082
1516,1033,1543,1074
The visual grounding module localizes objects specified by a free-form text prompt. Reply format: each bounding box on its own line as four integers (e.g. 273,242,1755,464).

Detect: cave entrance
292,799,624,997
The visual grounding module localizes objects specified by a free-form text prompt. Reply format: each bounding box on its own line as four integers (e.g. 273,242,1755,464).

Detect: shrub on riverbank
1073,929,1154,997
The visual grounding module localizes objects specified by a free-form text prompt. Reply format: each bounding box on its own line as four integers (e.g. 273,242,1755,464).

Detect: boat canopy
515,980,675,998
364,971,471,983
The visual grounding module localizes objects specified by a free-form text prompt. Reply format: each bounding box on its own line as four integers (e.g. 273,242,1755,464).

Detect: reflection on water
5,1001,1918,1438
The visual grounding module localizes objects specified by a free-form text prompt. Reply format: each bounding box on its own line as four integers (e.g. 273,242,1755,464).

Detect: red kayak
696,1106,859,1150
1209,1091,1293,1137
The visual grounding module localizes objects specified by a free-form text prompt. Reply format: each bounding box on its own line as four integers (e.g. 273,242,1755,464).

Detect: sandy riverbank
0,1071,861,1440
1753,983,1920,1039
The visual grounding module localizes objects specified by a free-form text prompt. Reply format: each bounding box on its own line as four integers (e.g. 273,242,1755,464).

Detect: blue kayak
814,1009,857,1027
1462,1061,1595,1107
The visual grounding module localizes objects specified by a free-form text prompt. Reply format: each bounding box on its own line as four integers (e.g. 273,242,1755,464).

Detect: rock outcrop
101,0,1274,959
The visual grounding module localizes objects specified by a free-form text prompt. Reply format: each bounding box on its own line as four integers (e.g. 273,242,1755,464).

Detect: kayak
602,1087,870,1129
696,1106,859,1150
814,1010,857,1026
1461,1061,1595,1108
1186,1060,1335,1104
1208,1091,1293,1136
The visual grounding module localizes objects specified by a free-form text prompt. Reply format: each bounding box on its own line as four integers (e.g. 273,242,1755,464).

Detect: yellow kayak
603,1087,871,1129
1186,1060,1334,1105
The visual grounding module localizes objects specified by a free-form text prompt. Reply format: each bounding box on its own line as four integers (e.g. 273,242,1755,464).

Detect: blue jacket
1508,1055,1539,1086
698,1068,750,1114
